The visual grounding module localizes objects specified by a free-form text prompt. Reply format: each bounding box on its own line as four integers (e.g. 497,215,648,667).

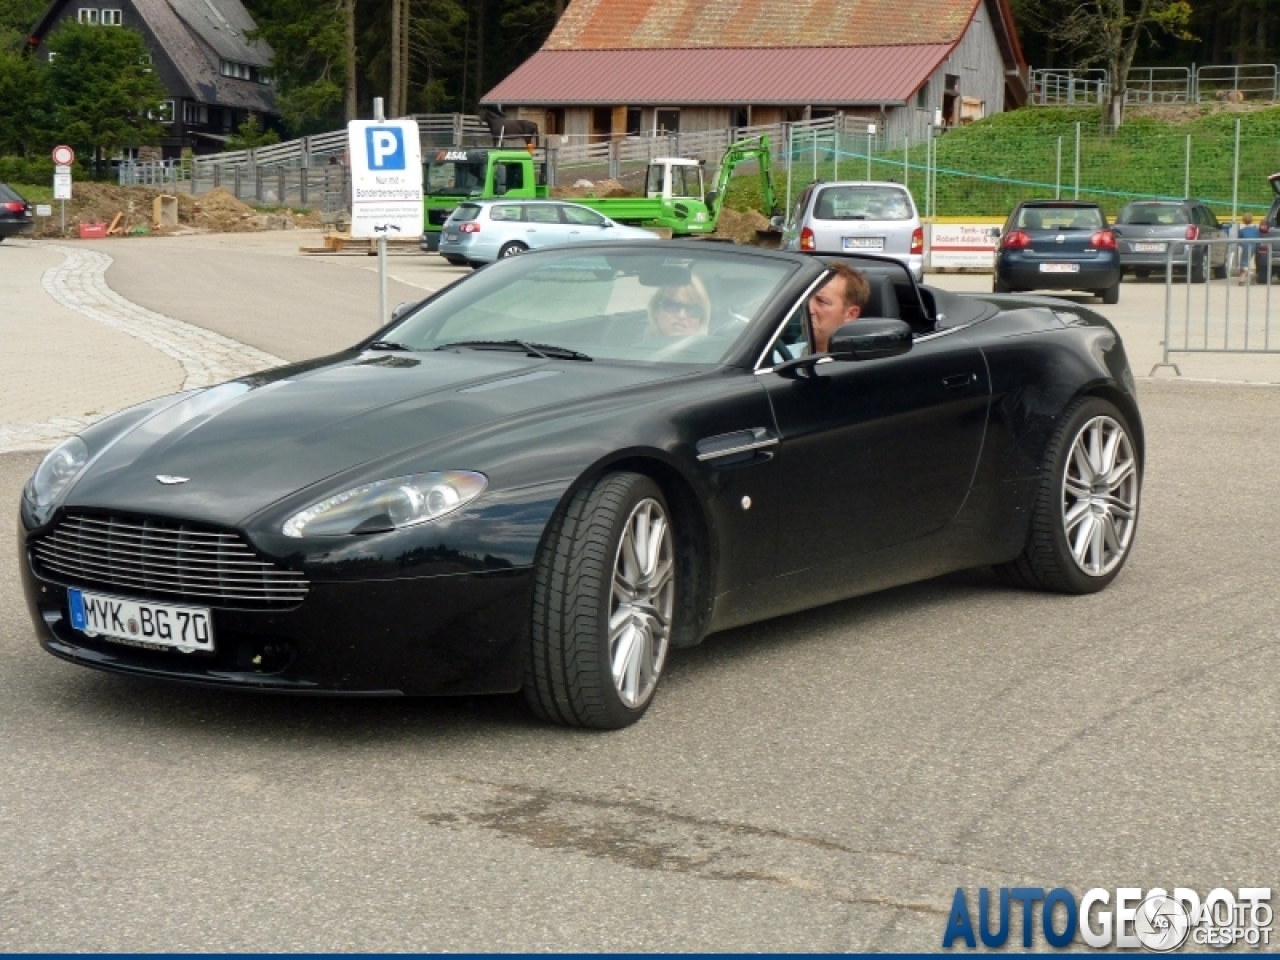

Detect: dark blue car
993,201,1122,304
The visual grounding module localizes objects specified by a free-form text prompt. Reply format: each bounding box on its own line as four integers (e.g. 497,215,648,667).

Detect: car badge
1055,234,1065,244
156,475,190,485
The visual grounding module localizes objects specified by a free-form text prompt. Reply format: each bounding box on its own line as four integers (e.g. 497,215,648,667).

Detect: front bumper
21,546,533,696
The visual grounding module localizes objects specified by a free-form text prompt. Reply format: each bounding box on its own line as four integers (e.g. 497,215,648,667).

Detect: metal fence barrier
1155,238,1279,374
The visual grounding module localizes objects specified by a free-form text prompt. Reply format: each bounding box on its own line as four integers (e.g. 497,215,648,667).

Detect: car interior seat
861,274,901,320
1022,209,1043,230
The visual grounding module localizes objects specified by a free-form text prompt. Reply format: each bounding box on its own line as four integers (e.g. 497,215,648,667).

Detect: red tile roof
486,44,954,105
546,0,983,49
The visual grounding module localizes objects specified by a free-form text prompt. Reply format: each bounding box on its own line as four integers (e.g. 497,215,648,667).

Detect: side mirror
391,301,414,321
828,318,913,362
771,215,786,231
705,190,719,207
600,218,613,227
988,227,1001,238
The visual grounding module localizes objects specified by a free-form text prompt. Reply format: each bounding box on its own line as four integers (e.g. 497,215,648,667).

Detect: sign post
347,100,423,326
52,145,75,234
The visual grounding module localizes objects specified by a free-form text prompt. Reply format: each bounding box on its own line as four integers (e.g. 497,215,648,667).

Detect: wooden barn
484,0,1028,146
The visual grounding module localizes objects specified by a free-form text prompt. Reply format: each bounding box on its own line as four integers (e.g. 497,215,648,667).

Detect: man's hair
824,262,871,311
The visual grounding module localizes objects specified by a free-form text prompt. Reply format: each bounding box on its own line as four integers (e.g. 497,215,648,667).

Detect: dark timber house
29,0,279,158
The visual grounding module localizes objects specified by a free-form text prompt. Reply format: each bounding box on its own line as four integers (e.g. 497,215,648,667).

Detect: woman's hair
647,275,712,333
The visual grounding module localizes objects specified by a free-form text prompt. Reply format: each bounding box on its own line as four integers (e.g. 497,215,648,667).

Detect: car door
521,203,571,249
560,203,610,244
759,307,990,576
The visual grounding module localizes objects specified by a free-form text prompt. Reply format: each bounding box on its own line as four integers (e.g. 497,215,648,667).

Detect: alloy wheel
1061,415,1139,576
609,498,673,708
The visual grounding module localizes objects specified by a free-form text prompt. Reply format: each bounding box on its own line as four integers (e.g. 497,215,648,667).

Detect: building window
256,69,271,85
183,102,208,125
655,109,680,135
220,59,253,80
150,100,174,123
102,9,122,24
77,8,99,23
916,86,928,110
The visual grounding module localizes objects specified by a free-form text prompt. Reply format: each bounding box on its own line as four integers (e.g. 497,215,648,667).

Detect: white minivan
781,181,924,280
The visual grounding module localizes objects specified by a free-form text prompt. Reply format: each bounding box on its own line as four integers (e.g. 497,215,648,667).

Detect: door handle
942,372,978,390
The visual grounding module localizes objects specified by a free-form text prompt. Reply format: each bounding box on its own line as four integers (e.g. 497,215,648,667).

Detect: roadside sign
53,172,72,200
55,164,71,175
928,223,1000,269
36,204,52,217
51,145,75,167
346,119,423,240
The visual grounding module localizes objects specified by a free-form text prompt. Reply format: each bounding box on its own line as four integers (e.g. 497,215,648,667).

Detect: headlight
24,436,89,509
282,471,487,538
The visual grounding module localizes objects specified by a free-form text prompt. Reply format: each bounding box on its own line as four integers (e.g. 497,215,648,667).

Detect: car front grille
32,513,309,608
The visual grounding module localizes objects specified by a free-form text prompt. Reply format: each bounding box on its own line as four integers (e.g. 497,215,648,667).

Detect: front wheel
998,397,1141,594
524,472,677,729
498,241,528,259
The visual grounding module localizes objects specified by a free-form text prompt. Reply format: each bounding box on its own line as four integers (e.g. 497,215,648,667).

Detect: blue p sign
366,127,405,170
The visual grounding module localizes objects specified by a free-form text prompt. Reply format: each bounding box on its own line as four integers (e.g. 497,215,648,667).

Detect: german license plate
445,232,459,242
843,237,884,251
1133,242,1167,253
68,588,214,653
1040,263,1080,273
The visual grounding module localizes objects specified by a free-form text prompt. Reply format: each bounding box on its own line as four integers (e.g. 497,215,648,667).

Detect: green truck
418,137,778,253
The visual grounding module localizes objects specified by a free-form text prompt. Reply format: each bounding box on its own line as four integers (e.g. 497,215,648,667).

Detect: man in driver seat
808,263,871,353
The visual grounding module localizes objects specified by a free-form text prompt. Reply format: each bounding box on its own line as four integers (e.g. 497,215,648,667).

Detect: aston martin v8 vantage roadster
20,244,1143,728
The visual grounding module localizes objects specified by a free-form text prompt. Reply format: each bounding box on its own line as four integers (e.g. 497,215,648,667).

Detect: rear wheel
992,277,1010,294
498,241,528,259
1100,282,1121,305
1190,252,1208,284
998,397,1140,594
442,255,468,267
1212,261,1228,280
1134,268,1150,279
524,472,676,729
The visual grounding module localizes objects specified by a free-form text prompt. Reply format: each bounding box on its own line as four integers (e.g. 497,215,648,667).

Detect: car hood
66,350,686,525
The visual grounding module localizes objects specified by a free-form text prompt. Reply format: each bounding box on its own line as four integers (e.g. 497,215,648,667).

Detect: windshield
1015,206,1106,230
813,185,913,221
387,248,797,366
426,161,487,196
1117,203,1188,225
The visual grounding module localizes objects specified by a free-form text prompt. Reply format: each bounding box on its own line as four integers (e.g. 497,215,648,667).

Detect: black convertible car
20,244,1143,728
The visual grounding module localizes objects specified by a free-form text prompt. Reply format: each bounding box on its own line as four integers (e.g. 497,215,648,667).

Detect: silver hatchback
781,181,924,280
437,199,659,267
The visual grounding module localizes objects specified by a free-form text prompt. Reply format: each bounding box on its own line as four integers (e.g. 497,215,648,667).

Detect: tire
997,397,1141,595
1212,262,1227,280
442,255,468,267
992,277,1010,294
524,472,677,729
1100,282,1121,305
1190,252,1207,284
498,241,528,259
1135,268,1150,279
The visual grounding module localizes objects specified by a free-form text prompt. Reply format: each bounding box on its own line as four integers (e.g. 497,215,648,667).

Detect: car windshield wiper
367,340,416,351
434,340,593,361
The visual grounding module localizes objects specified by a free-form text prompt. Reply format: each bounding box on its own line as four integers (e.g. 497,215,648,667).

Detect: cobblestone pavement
1,243,283,454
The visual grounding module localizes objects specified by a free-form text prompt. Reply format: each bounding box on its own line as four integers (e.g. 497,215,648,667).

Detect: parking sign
347,119,422,239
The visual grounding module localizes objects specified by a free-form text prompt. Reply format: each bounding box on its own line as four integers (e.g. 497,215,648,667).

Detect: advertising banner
929,223,999,269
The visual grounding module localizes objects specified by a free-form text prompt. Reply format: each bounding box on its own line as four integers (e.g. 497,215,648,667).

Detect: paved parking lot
1,234,1277,951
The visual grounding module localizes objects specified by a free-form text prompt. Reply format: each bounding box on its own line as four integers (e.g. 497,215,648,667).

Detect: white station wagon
437,199,659,267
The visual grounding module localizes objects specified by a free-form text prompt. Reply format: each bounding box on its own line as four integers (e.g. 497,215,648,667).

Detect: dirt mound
711,207,780,247
551,177,638,200
187,188,265,232
29,183,313,237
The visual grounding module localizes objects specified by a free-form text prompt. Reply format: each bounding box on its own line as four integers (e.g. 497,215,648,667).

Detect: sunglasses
656,297,707,320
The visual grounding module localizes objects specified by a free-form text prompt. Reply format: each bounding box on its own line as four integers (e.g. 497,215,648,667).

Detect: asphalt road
4,377,1278,951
